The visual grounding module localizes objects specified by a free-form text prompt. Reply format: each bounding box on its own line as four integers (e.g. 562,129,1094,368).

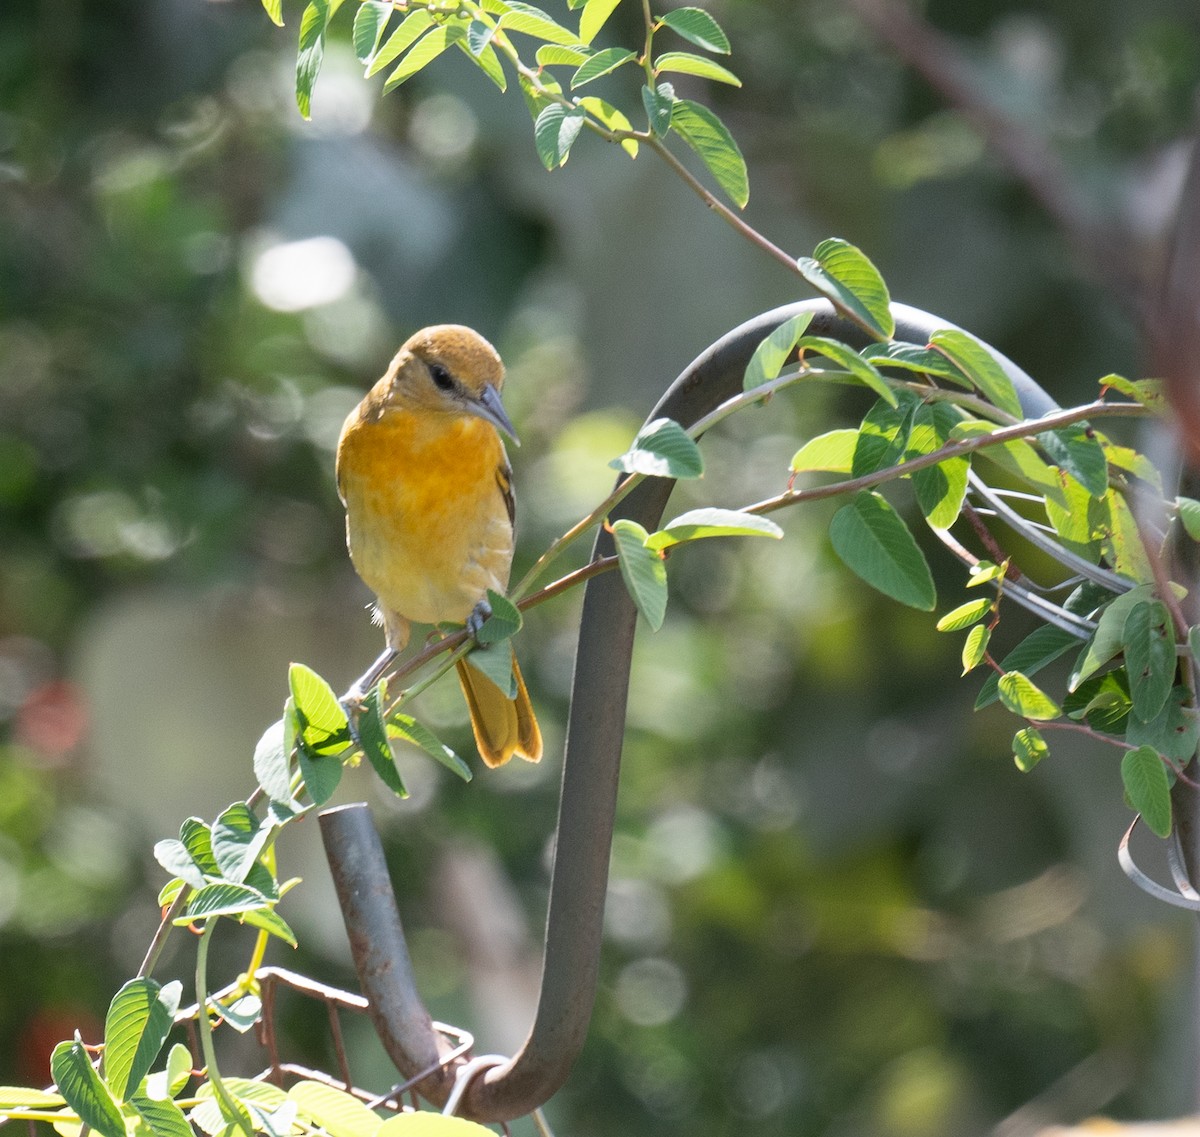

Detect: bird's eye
429,363,455,392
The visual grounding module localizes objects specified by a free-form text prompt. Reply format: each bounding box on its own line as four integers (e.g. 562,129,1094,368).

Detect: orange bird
336,325,542,768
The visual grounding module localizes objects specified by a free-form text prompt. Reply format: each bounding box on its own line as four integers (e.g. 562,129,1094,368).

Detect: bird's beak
472,382,520,445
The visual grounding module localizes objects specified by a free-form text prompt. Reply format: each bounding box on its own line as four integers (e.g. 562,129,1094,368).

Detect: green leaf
296,738,344,805
859,342,974,387
51,1040,126,1137
153,838,206,891
286,1081,382,1137
0,1088,66,1107
1012,727,1048,772
165,1041,193,1097
534,103,587,169
212,993,263,1034
577,96,638,156
935,598,992,632
1126,685,1199,761
366,11,435,76
261,0,284,27
212,802,269,884
743,312,813,390
654,51,740,85
997,670,1061,721
977,624,1080,709
928,329,1022,418
181,882,270,923
1101,487,1153,583
353,1,392,62
1063,670,1131,734
466,18,494,55
1100,374,1165,409
180,817,220,878
253,718,294,806
465,639,517,699
1123,600,1176,723
791,429,859,474
796,238,893,340
1045,471,1108,561
241,906,299,948
949,420,1068,508
967,560,1006,587
962,623,991,674
669,98,748,207
657,6,730,53
289,662,350,754
641,81,675,137
132,1091,192,1137
537,43,589,65
296,0,330,119
828,491,936,611
460,37,507,90
1121,745,1172,837
579,0,623,42
498,1,582,45
609,418,704,479
358,683,408,798
1037,424,1108,498
103,978,181,1104
1102,439,1162,492
612,519,668,630
476,589,523,644
519,71,563,122
905,401,969,530
193,1080,287,1136
383,24,466,92
850,393,918,477
797,335,897,407
388,713,472,781
646,508,782,550
572,46,637,87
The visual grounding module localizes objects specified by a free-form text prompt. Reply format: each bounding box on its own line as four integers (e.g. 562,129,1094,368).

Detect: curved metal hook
320,299,1060,1121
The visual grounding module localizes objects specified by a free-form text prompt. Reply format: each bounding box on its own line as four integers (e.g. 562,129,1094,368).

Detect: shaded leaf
1100,374,1165,409
641,81,674,136
296,734,343,805
132,1094,192,1137
153,838,206,891
612,519,668,630
828,491,936,611
475,590,523,644
296,0,330,119
744,312,813,390
798,335,896,406
388,713,472,781
354,1,391,62
609,418,703,478
212,802,269,884
1121,745,1172,837
104,978,181,1103
796,238,893,340
657,6,730,53
1037,424,1108,498
50,1040,125,1137
1123,600,1175,723
669,98,748,207
646,508,782,550
465,639,517,699
860,342,974,387
359,683,408,798
253,718,294,806
572,46,635,86
1126,684,1199,762
851,394,918,477
1063,670,1131,734
534,103,586,169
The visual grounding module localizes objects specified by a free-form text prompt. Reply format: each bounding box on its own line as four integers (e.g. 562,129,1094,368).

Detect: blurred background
2,0,1200,1132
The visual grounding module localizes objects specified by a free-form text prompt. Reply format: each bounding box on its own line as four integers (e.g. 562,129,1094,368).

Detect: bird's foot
466,599,492,643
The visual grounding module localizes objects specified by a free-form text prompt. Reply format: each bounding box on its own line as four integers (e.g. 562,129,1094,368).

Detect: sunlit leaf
572,46,637,87
928,329,1022,418
212,801,269,884
646,508,782,549
612,519,668,630
1101,487,1153,583
153,838,206,891
609,418,704,479
657,6,730,53
180,882,270,922
180,817,220,878
670,98,748,207
997,670,1061,721
366,11,435,76
376,1113,496,1135
1178,497,1200,541
287,1080,383,1137
744,312,813,390
295,0,330,119
261,0,284,27
577,96,638,156
383,24,466,92
498,1,582,45
288,662,350,754
860,342,973,387
935,598,992,632
799,335,897,407
1100,374,1165,409
828,491,935,611
104,978,181,1103
905,400,969,529
851,394,917,477
51,1040,125,1137
796,238,893,340
978,624,1080,708
790,429,858,474
1012,727,1048,772
962,623,991,674
653,51,740,85
240,906,298,949
132,1093,192,1137
253,718,294,806
534,103,587,169
1121,745,1172,837
353,1,391,62
967,560,1006,587
579,0,623,42
537,43,590,66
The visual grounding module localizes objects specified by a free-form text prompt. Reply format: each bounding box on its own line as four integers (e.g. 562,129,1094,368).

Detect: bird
335,324,542,768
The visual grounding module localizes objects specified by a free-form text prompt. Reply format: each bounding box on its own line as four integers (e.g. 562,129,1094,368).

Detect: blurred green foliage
2,0,1200,1133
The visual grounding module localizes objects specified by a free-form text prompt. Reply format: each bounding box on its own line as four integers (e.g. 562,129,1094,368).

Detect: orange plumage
336,325,542,768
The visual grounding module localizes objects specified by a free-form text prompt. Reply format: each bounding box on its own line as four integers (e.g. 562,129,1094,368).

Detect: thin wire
442,1056,508,1117
1118,817,1200,911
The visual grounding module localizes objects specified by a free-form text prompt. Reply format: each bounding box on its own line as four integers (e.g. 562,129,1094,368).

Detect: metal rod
320,299,1060,1122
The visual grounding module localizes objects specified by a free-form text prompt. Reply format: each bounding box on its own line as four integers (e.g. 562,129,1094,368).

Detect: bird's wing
496,456,516,528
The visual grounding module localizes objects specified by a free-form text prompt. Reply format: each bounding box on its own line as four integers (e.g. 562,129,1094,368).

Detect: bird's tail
455,654,543,768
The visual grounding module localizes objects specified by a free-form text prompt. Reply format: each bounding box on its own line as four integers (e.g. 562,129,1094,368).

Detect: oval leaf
612,518,668,630
534,103,587,169
653,51,740,86
1121,745,1172,838
288,662,350,753
828,491,936,611
929,329,1022,419
641,81,675,137
253,718,294,806
609,418,703,479
798,335,897,407
1012,727,1048,772
669,97,748,208
1123,600,1176,724
791,428,859,474
132,1093,192,1137
962,623,991,674
579,0,623,42
104,978,181,1103
50,1040,126,1137
657,6,730,53
358,684,407,798
383,24,465,93
577,96,638,156
572,46,637,87
935,598,992,632
475,589,523,644
744,312,813,390
646,508,782,550
181,881,271,922
997,671,1061,721
388,712,472,782
354,1,392,63
796,238,893,340
212,802,269,884
287,1080,383,1137
376,1113,496,1136
367,11,435,76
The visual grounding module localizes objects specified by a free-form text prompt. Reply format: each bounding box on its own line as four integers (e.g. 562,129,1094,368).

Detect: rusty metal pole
321,299,1056,1121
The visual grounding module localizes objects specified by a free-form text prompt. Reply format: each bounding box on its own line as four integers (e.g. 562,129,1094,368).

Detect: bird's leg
465,598,492,643
341,646,399,745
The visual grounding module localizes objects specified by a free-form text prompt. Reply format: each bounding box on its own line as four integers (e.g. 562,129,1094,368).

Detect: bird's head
381,324,518,443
